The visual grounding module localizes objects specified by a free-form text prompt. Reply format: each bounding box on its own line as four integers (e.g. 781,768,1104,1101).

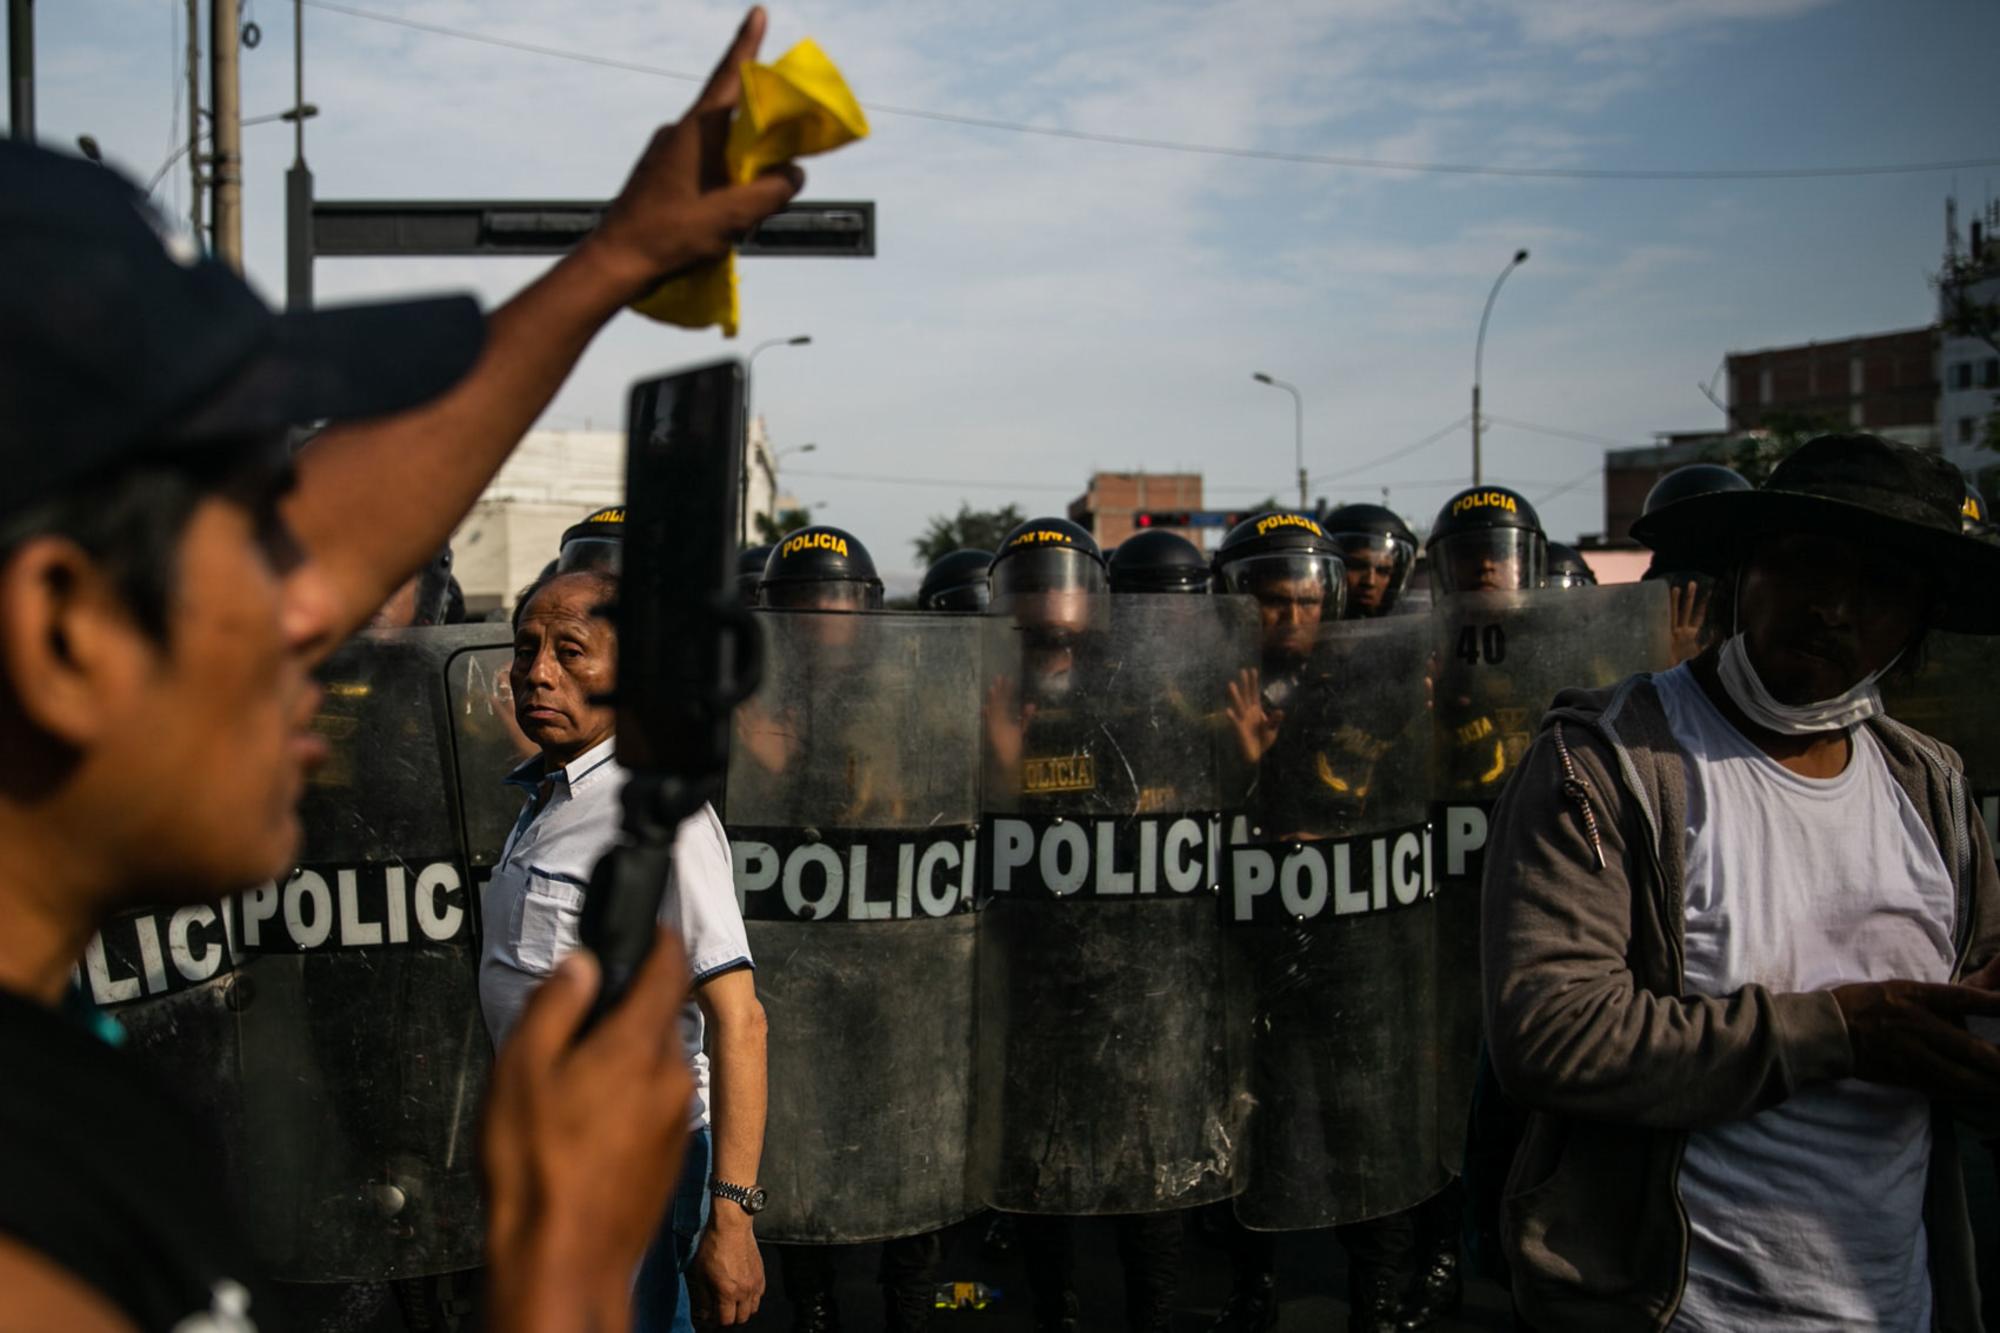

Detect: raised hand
1226,668,1282,764
588,7,807,300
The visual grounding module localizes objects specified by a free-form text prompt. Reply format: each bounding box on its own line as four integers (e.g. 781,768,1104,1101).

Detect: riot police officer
1543,542,1596,589
1638,463,1749,664
738,542,775,604
746,524,940,1332
757,525,885,612
1322,503,1417,617
1211,504,1451,1333
558,504,626,573
1962,477,1994,538
918,548,995,612
1211,512,1346,766
1107,528,1211,594
1425,486,1546,595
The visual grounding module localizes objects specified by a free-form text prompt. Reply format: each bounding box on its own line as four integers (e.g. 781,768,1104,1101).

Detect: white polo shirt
477,736,749,1128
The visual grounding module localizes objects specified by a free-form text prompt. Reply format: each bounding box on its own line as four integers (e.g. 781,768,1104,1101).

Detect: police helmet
1426,486,1546,595
558,505,624,574
1107,529,1209,595
758,525,884,611
1642,463,1750,516
1962,477,1990,536
736,543,774,604
1322,502,1417,617
1213,510,1348,621
1544,541,1597,589
918,548,995,613
988,518,1107,600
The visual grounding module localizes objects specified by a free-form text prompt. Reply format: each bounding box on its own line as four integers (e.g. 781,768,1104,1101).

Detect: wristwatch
709,1178,769,1215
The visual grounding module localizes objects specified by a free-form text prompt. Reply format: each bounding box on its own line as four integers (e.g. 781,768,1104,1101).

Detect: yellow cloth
632,38,869,337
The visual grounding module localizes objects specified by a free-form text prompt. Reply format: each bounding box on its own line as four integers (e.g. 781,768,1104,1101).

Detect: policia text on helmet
757,525,885,612
1426,486,1547,596
1212,511,1347,665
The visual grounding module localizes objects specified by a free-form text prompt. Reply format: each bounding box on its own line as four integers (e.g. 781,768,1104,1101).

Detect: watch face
749,1187,769,1212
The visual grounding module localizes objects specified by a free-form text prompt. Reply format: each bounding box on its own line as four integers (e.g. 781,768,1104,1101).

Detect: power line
1532,464,1606,506
1481,413,1650,450
298,1,2000,183
1308,414,1469,488
786,467,1077,494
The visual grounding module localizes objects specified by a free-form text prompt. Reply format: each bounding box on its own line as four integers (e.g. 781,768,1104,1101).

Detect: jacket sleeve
1949,784,2000,1136
1480,719,1855,1130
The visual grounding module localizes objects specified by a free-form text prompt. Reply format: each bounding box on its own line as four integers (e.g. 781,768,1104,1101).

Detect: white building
450,430,623,617
1940,197,2000,475
449,419,802,617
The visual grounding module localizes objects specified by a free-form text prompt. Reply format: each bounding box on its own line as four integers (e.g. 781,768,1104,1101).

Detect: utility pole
209,0,243,267
185,0,203,239
8,0,33,142
285,0,312,307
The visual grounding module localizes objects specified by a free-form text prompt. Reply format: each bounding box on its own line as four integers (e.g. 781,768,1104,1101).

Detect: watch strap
709,1177,764,1213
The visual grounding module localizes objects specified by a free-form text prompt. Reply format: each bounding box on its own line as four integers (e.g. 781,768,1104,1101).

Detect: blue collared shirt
477,735,746,1127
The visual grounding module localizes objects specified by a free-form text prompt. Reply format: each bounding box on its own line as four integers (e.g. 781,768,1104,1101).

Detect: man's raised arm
284,7,803,646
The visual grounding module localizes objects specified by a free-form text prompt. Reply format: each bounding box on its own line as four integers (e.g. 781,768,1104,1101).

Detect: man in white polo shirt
481,565,769,1331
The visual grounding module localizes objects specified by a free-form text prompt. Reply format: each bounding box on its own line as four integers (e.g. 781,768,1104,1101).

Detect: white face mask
1714,631,1895,736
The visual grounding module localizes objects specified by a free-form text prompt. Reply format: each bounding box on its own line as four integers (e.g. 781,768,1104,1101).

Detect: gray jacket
1481,671,2000,1333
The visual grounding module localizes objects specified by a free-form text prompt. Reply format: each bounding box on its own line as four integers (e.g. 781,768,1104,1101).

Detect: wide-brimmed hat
1631,433,2000,634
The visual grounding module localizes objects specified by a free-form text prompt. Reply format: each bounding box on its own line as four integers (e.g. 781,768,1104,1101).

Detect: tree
1698,410,1838,487
911,502,1026,567
753,506,817,545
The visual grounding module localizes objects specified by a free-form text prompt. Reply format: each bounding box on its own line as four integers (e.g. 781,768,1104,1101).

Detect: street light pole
742,335,812,544
1252,372,1307,511
1472,248,1529,486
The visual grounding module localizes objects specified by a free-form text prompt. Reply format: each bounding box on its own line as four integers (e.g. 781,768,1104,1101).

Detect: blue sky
24,0,2000,580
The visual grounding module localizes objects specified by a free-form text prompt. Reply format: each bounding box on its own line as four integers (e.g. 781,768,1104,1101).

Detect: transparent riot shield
1224,614,1445,1229
728,610,983,1243
1884,633,2000,862
1430,582,1670,1173
972,595,1257,1215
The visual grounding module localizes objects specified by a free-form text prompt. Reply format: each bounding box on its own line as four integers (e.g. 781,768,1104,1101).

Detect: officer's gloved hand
481,928,695,1333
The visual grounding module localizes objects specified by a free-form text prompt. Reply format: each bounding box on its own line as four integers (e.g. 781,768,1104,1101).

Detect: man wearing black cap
0,8,802,1329
1483,435,2000,1331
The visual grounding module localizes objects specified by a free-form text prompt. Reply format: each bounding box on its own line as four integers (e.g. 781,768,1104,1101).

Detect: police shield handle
483,932,695,1333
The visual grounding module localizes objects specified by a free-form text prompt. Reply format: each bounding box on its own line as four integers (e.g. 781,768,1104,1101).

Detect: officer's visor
1430,530,1546,595
990,546,1105,600
760,579,884,612
1220,553,1347,621
557,536,622,575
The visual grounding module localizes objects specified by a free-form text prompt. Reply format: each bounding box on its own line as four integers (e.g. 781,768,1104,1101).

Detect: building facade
1940,198,2000,474
1725,326,1938,448
1067,471,1206,548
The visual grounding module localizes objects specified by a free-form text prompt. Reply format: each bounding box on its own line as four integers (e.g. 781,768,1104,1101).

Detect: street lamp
1252,372,1308,511
1471,248,1530,486
742,335,812,543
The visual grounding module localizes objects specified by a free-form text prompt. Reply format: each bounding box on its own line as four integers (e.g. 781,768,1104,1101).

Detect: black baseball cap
0,142,485,521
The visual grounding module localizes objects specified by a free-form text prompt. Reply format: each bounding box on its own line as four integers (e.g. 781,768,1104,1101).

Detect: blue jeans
634,1125,712,1333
